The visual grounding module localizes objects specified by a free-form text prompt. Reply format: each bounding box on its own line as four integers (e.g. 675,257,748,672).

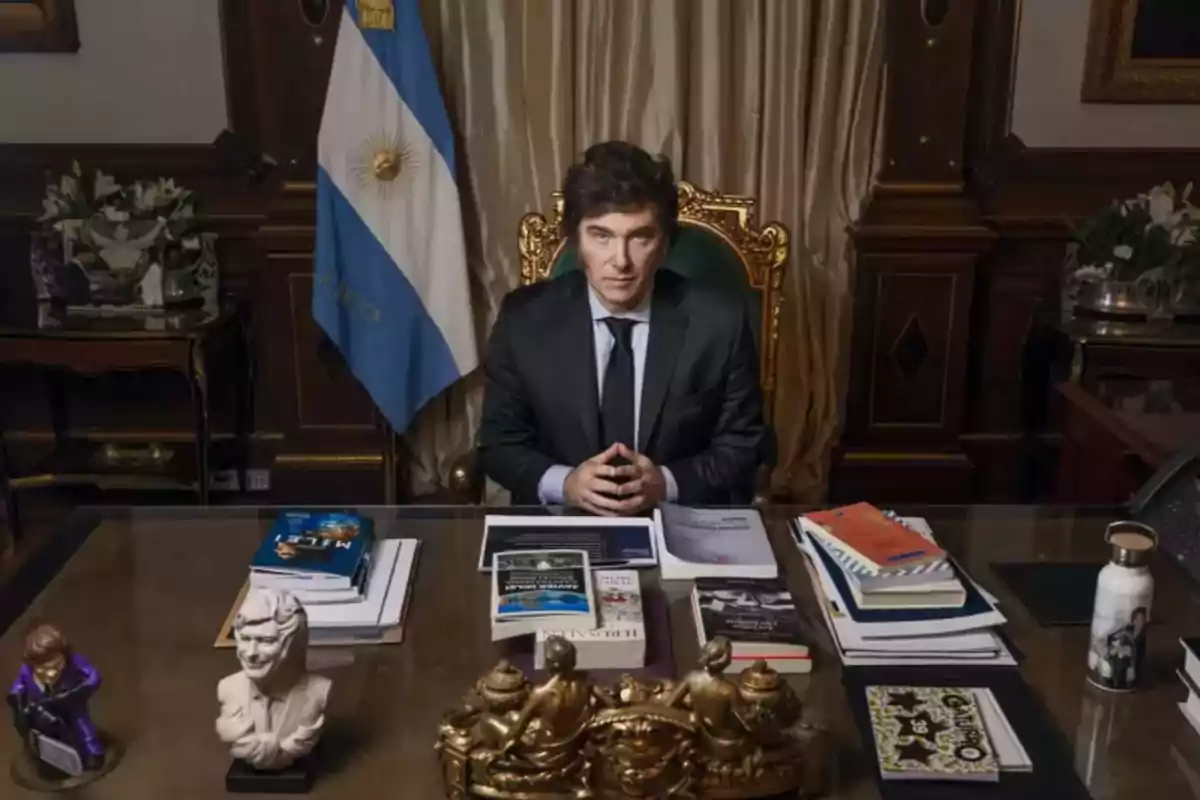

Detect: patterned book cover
866,685,1000,782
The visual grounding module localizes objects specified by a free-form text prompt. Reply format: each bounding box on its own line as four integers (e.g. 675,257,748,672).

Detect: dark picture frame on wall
0,0,78,53
1082,0,1200,103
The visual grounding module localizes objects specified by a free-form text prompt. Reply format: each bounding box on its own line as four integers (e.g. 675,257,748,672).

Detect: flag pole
382,420,397,506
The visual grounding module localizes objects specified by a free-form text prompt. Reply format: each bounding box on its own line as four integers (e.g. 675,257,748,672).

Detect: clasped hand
564,443,665,516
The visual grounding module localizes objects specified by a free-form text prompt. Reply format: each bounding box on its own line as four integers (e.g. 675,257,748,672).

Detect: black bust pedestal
225,749,319,794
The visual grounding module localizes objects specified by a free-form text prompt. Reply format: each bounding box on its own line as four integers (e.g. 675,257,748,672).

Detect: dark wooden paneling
828,452,974,504
0,141,387,504
847,254,975,446
836,0,1200,504
222,0,340,181
876,0,980,188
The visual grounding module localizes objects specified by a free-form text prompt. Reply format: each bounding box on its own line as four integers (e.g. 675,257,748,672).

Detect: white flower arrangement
38,161,200,249
1070,182,1200,283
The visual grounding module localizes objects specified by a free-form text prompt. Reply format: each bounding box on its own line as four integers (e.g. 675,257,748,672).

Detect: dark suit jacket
478,269,767,506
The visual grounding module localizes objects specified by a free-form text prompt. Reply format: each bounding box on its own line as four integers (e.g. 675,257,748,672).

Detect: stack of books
536,570,646,670
689,577,812,673
241,511,420,646
793,503,1013,666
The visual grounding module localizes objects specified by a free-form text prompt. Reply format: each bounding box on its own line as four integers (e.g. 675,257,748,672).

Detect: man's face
576,206,666,312
236,620,288,682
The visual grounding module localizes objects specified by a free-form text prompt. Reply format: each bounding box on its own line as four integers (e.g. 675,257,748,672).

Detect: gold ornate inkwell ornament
435,636,829,799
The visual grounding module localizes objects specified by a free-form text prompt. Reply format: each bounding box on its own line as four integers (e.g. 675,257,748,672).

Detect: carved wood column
834,0,996,502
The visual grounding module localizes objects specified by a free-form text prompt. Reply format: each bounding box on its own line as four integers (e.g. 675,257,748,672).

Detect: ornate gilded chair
449,182,789,502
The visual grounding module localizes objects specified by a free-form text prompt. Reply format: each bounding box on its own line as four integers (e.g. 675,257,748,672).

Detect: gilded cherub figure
659,636,748,762
480,637,608,770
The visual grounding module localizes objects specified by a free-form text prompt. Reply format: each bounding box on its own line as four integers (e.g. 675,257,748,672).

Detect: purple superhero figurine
7,623,104,772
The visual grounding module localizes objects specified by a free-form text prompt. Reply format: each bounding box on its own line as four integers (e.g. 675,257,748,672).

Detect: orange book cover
805,503,944,570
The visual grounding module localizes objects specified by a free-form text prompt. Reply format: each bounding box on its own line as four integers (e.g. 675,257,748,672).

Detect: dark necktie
600,317,637,452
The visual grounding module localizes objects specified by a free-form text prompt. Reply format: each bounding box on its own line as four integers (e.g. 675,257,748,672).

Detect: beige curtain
403,0,884,503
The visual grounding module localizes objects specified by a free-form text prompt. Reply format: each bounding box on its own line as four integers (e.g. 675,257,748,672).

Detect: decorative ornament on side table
1066,181,1200,321
216,588,331,793
435,635,829,799
32,161,218,314
7,623,123,790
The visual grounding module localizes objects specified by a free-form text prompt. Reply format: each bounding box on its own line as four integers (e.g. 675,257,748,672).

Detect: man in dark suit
478,141,766,514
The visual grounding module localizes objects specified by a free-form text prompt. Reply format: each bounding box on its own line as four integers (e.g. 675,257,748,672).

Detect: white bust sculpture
215,588,331,770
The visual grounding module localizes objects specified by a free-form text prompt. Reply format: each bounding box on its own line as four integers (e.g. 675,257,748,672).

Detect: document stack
793,503,1014,666
246,511,420,646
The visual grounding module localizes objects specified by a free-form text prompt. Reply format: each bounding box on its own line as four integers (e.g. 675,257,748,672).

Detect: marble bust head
217,588,331,771
233,588,307,688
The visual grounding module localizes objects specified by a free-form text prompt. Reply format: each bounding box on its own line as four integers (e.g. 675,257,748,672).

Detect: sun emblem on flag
352,132,415,197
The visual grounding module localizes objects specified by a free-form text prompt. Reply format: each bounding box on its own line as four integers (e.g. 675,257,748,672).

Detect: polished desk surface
1061,377,1200,468
2,505,1199,799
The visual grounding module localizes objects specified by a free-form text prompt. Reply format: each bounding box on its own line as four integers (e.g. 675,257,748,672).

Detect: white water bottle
1086,521,1156,692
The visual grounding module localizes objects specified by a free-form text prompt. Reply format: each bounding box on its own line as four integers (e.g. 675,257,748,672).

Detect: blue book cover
251,511,374,582
795,522,995,624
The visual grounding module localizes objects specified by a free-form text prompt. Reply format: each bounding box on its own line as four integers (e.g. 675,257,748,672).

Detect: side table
0,303,253,543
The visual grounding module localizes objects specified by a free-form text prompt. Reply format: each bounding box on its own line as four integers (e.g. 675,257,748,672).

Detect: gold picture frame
1081,0,1200,103
0,0,78,53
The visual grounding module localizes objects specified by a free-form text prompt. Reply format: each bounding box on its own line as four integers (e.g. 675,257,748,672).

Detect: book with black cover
692,578,811,672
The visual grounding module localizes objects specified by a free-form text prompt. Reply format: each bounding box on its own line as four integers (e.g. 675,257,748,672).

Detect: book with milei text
250,511,374,590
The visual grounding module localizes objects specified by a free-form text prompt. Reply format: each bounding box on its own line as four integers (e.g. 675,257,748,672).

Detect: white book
306,539,402,629
800,555,1017,667
1181,696,1200,738
657,505,777,581
306,540,420,646
970,688,1032,772
536,570,645,670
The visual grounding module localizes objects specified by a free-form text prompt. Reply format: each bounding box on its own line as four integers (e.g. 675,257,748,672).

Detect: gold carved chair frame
516,181,789,422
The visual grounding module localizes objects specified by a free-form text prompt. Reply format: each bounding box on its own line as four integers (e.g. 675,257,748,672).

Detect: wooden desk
1,505,1195,799
0,304,252,545
1056,378,1200,504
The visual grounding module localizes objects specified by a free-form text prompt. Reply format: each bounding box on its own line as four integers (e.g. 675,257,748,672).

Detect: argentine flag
314,0,477,433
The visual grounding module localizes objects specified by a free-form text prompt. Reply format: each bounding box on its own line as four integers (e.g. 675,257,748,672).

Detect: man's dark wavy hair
562,141,678,242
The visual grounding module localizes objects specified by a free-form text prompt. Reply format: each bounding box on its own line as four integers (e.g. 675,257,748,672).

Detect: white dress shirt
537,285,678,505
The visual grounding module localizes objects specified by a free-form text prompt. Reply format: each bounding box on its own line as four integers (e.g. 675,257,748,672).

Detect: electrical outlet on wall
246,469,271,492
